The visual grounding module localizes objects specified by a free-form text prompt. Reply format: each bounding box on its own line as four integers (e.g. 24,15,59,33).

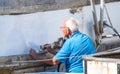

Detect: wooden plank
0,52,46,69
13,66,45,74
23,72,84,74
0,52,55,73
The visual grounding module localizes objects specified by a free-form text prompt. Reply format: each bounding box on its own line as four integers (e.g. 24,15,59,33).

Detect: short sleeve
53,40,71,63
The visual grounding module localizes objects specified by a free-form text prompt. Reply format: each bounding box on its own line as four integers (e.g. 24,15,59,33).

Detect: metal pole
90,0,99,33
100,0,105,33
90,0,100,46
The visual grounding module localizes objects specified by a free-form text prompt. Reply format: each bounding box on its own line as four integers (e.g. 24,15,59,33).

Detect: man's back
54,31,96,73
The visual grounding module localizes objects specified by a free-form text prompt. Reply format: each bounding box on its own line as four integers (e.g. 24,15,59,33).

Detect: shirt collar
70,30,81,38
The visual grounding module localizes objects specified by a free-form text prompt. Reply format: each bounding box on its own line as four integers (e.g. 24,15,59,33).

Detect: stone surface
0,0,87,15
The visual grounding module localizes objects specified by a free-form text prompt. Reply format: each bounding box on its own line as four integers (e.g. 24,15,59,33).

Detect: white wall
0,9,82,56
0,2,120,56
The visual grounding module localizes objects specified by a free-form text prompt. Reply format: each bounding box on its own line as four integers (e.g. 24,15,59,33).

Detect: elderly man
29,17,96,73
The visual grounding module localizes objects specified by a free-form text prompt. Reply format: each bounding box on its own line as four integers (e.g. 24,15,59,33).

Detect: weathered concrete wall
0,0,87,15
0,52,57,74
0,0,119,15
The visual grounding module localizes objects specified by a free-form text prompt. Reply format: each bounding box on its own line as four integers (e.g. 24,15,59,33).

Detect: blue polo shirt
54,31,96,73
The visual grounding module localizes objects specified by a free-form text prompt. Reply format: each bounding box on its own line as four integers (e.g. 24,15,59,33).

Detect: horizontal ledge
0,0,119,15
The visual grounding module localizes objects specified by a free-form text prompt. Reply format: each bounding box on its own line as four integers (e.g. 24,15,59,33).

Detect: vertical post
90,0,100,46
90,0,99,33
84,60,87,74
99,0,105,33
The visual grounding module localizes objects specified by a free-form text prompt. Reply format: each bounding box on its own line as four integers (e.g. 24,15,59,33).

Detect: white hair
66,18,79,33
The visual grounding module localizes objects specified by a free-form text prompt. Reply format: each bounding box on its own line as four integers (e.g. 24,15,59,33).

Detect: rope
104,5,113,27
11,56,82,63
104,5,120,38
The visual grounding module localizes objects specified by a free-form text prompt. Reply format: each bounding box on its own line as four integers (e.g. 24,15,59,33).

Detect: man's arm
29,49,59,65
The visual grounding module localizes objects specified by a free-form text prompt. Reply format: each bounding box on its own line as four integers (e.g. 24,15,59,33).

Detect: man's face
61,22,70,38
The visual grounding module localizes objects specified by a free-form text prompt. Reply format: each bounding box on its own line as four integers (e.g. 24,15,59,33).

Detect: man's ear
65,27,70,35
66,28,71,35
